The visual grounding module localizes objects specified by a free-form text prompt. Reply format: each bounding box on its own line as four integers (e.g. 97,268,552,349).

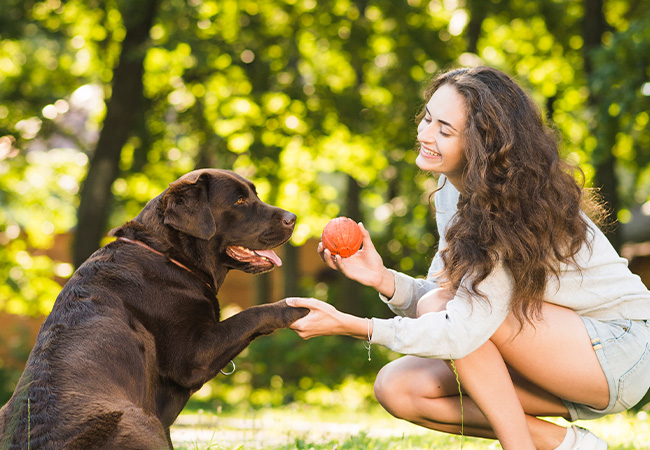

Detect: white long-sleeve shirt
370,177,650,359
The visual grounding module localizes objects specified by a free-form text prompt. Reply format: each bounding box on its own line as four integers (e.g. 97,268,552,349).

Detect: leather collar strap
117,237,202,282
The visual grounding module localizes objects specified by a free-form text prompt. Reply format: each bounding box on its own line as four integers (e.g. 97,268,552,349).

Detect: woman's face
416,83,467,189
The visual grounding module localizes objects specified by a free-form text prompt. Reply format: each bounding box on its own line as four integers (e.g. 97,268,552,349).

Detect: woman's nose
417,122,435,142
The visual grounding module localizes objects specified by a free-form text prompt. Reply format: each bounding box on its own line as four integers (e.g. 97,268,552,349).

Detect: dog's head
160,169,296,275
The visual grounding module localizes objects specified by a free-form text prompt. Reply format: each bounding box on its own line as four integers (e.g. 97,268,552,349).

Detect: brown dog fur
0,169,308,449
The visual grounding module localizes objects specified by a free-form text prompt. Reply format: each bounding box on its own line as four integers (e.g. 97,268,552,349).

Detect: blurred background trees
1,0,650,407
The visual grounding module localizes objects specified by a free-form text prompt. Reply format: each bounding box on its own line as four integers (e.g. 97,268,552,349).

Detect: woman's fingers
317,242,326,261
317,242,341,271
285,297,339,339
316,222,386,289
286,298,313,338
358,222,375,251
286,297,319,309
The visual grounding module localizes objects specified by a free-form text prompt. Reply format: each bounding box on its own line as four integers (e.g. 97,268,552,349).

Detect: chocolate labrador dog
0,169,308,449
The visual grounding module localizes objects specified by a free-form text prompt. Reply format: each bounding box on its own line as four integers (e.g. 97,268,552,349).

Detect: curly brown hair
418,66,605,325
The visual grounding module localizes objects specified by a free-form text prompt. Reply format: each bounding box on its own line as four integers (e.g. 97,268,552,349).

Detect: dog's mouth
226,246,282,273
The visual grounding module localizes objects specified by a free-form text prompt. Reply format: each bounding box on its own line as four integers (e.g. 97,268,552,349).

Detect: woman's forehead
426,84,466,128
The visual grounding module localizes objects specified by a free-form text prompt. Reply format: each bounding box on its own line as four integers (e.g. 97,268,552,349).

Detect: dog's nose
282,212,297,228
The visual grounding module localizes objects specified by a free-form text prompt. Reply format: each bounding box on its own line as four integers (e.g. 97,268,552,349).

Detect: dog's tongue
254,249,282,266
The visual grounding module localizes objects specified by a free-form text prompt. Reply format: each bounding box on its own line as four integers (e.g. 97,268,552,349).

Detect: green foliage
3,0,649,308
590,12,650,209
2,0,650,413
0,143,84,314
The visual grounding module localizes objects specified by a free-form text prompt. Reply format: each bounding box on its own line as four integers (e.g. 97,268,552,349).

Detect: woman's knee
374,358,429,419
374,357,453,420
374,360,405,410
416,288,455,317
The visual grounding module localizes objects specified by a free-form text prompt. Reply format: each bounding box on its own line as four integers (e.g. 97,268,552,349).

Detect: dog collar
117,237,209,287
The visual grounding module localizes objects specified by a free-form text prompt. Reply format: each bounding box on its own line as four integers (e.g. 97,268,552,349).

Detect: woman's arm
288,261,514,359
287,291,507,359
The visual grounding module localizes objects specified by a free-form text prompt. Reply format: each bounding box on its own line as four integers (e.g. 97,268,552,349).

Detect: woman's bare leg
416,287,534,447
374,297,609,450
375,356,573,449
491,303,608,410
447,339,535,449
416,287,455,317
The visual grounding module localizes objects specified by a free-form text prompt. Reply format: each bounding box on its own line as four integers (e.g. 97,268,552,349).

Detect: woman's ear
162,173,216,240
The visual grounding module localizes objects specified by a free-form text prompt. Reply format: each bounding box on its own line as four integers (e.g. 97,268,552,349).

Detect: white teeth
421,147,440,157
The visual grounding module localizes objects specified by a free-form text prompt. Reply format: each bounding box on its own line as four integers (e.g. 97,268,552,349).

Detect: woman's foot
555,425,607,450
572,425,607,450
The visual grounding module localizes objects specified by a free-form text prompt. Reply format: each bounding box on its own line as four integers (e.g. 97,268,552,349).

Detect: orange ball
321,217,363,257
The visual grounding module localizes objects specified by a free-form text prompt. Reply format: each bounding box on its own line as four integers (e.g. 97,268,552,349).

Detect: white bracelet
364,318,372,361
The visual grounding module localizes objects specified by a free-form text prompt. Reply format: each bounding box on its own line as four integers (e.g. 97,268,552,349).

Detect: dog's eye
235,197,245,205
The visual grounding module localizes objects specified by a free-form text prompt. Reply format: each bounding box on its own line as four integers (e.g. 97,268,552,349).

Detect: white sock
554,426,577,450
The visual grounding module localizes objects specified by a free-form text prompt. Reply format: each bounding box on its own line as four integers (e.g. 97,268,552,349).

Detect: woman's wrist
372,267,396,299
339,313,373,340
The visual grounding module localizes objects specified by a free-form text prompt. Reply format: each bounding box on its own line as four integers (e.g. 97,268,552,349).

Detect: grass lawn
171,403,650,450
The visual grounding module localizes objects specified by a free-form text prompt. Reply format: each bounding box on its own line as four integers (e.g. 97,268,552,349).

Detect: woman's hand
318,223,395,297
286,297,370,340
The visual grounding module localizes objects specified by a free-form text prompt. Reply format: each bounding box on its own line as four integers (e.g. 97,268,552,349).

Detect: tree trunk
73,0,159,267
582,0,607,75
255,272,273,305
283,243,300,297
465,0,490,54
583,0,621,249
337,175,365,317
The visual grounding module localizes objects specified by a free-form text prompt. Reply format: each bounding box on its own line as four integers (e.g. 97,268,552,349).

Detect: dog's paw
275,299,309,326
271,300,309,328
249,300,309,335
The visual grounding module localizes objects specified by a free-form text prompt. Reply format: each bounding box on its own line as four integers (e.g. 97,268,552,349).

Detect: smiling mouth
226,246,282,273
420,146,441,157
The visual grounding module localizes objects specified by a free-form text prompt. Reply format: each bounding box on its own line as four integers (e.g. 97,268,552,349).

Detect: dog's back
0,244,170,449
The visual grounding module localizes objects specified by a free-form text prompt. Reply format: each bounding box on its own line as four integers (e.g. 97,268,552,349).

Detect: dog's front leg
177,300,308,390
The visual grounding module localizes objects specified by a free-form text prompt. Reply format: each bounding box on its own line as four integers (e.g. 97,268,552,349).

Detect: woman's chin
416,153,440,172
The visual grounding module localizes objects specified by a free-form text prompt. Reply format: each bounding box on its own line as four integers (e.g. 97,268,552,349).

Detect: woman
287,66,650,450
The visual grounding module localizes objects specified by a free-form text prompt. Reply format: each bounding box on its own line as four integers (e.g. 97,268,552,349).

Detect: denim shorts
563,317,650,421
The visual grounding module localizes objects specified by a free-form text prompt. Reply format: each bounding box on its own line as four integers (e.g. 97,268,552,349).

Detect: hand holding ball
321,217,363,257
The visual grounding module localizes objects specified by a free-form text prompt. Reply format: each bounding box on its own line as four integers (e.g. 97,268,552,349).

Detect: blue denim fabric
563,318,650,421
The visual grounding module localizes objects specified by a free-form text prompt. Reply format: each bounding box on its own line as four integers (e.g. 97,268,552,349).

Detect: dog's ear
162,173,216,240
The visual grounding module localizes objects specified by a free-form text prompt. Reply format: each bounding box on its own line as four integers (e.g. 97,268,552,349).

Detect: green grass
171,402,650,450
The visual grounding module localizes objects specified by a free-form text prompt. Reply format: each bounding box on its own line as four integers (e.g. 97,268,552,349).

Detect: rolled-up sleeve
378,270,439,317
372,263,513,359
